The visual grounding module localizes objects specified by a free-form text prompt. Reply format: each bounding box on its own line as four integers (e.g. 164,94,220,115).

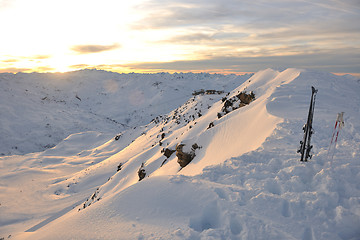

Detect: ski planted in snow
298,86,318,161
327,112,345,160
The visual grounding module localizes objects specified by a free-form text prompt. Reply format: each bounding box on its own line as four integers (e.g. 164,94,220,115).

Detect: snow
1,68,360,240
0,70,250,156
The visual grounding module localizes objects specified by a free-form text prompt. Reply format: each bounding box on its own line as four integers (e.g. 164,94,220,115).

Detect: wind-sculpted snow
1,68,359,240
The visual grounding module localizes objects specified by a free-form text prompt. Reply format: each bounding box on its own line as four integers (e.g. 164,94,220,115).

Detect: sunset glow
1,0,359,75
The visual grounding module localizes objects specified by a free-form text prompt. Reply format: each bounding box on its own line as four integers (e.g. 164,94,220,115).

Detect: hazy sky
0,0,359,74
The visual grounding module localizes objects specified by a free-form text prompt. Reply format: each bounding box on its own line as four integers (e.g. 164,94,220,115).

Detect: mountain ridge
0,70,252,156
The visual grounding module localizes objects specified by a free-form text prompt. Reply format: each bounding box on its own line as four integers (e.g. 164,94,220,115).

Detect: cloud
132,0,360,42
161,33,216,44
130,0,360,75
0,67,32,73
0,55,52,66
131,0,280,29
131,1,243,29
68,63,133,73
1,55,51,63
32,66,55,72
0,65,55,73
126,48,360,73
71,43,121,54
69,63,127,70
2,58,19,63
69,64,92,69
32,55,51,60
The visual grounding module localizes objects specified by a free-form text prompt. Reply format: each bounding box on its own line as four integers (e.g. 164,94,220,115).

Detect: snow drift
0,68,359,240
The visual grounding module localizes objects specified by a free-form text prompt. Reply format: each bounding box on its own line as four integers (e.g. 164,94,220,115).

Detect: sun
0,0,153,73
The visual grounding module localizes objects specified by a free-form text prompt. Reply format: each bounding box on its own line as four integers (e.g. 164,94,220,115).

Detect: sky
0,0,360,75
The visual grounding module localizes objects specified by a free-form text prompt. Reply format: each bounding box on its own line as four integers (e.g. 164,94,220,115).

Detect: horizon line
0,68,359,78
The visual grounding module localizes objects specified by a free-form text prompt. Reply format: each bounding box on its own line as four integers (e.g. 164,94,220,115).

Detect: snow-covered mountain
1,68,359,240
0,70,251,156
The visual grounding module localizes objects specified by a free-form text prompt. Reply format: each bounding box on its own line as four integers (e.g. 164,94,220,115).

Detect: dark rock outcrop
217,91,255,119
163,148,176,158
117,163,123,172
236,91,255,104
138,163,146,181
176,144,196,168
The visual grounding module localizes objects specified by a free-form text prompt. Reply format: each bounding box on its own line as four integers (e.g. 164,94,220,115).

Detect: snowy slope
1,69,360,240
0,70,251,156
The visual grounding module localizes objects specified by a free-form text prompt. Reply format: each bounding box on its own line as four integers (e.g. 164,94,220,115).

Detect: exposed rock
224,99,233,108
192,89,225,96
138,163,146,181
176,144,196,168
191,143,199,151
236,91,255,104
208,122,215,129
117,163,123,172
114,134,122,141
217,91,255,119
163,148,175,158
192,89,205,96
75,94,82,101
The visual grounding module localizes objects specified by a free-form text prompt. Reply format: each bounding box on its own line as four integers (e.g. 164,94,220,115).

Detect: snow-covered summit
1,68,359,240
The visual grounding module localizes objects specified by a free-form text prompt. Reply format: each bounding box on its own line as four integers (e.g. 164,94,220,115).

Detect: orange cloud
69,63,131,73
69,64,92,69
71,43,121,54
32,66,55,72
2,59,19,63
1,55,51,63
32,55,51,60
332,72,360,78
0,67,32,73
